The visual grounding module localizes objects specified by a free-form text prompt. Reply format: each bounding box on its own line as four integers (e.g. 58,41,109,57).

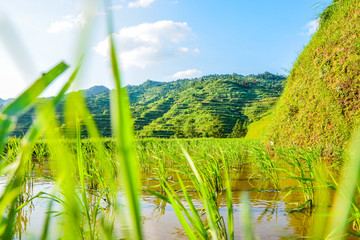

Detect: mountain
0,98,14,107
264,0,360,157
82,85,109,97
9,73,286,138
128,72,285,137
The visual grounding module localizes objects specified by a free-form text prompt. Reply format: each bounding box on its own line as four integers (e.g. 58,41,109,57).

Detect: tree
174,119,185,138
210,115,224,138
185,118,198,138
230,119,247,138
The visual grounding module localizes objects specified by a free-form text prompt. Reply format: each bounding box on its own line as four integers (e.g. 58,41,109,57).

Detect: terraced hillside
5,72,285,138
128,73,285,137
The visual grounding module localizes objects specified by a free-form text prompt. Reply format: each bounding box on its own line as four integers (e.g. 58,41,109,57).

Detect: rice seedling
148,147,230,240
251,144,280,189
275,147,323,207
105,2,142,238
241,192,256,240
0,62,69,239
32,141,49,163
315,129,360,239
222,153,234,240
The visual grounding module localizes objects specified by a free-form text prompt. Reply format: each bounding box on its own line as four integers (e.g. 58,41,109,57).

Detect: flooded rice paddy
7,162,320,240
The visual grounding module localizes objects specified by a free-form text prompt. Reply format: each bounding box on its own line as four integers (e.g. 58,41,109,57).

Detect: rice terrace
0,0,360,239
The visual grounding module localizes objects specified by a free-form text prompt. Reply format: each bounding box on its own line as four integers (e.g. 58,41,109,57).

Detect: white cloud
121,46,159,69
0,59,27,99
93,20,198,69
93,36,111,58
305,19,319,35
48,13,87,33
193,48,200,55
178,47,189,53
108,5,123,10
128,0,155,8
170,69,202,79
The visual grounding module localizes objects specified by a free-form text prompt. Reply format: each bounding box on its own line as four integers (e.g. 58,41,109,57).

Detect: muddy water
140,166,314,239
141,190,313,239
4,162,324,240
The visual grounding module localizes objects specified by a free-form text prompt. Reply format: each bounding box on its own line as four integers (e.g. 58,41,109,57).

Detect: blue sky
0,0,332,99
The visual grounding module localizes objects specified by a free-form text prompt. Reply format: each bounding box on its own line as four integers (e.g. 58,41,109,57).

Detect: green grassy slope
265,0,360,156
6,72,285,138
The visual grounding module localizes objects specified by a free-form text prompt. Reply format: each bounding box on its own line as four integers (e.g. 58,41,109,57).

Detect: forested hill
5,72,285,138
128,72,285,137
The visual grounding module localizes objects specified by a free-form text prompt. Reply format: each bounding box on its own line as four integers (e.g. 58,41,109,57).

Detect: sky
0,0,332,99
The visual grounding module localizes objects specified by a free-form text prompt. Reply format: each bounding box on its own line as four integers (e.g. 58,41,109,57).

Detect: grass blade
241,192,255,240
2,62,68,117
0,62,68,153
182,148,220,240
105,2,142,239
325,129,360,238
40,200,54,240
223,156,234,240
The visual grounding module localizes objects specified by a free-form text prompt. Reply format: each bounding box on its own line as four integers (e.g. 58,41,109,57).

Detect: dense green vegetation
2,72,285,138
264,0,360,158
129,72,285,138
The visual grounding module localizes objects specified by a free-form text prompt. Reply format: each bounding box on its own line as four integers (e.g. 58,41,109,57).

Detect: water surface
7,163,319,239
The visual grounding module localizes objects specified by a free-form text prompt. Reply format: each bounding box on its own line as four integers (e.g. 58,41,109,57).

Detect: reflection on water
141,190,313,240
6,162,320,240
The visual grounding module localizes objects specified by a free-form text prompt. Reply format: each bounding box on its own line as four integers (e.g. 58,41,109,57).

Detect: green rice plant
317,129,360,239
0,9,117,236
275,147,323,207
348,184,360,234
75,116,96,239
311,162,332,239
37,88,82,239
149,150,230,240
222,153,234,240
34,67,122,239
251,144,280,189
180,148,229,239
105,2,142,238
32,140,50,163
142,138,254,239
65,92,118,203
326,159,360,235
241,192,256,240
198,156,224,194
0,137,21,170
152,153,168,192
0,63,69,239
0,62,68,155
40,198,54,240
